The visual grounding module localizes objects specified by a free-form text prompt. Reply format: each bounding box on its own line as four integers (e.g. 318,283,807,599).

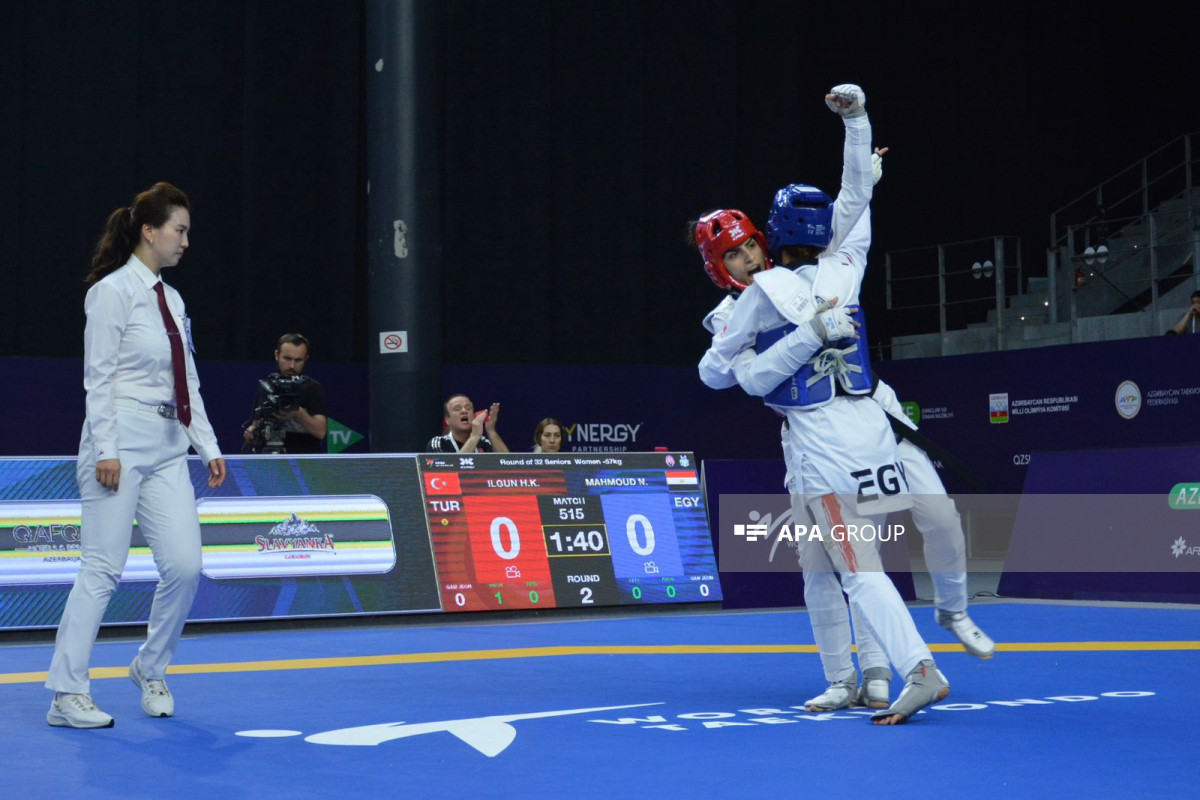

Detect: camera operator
243,333,327,454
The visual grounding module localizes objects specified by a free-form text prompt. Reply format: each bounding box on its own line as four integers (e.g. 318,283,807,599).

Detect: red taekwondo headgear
694,209,772,292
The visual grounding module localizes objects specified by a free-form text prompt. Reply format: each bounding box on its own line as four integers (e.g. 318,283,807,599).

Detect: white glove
871,150,884,184
808,301,857,342
825,83,866,118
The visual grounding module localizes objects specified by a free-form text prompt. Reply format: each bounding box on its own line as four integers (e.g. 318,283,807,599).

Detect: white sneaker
871,660,951,725
47,693,114,728
804,680,857,711
936,609,996,659
130,657,174,717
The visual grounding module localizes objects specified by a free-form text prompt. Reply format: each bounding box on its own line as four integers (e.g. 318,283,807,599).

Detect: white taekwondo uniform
700,110,931,678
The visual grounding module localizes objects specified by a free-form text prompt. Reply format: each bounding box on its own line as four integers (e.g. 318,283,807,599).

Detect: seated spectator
1166,290,1200,335
533,418,564,453
426,394,508,453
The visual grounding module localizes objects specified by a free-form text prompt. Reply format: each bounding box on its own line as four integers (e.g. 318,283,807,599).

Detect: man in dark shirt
243,333,328,454
425,393,509,453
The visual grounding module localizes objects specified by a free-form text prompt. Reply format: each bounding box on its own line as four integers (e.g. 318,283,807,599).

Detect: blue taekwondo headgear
765,183,834,258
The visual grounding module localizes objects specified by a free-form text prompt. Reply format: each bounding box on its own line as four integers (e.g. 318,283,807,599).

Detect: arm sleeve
698,287,766,389
305,380,327,416
82,283,127,460
839,205,872,272
176,298,222,464
825,114,874,257
730,323,825,397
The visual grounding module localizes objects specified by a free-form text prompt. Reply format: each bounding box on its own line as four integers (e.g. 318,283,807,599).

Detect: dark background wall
0,1,363,363
2,0,1198,369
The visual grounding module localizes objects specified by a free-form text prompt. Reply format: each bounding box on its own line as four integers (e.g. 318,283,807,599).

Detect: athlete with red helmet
697,84,950,725
694,209,772,293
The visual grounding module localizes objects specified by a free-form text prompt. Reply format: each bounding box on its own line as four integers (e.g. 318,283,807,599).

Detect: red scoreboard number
462,494,554,610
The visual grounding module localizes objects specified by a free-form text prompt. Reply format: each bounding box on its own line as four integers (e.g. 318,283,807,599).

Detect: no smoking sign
379,330,409,354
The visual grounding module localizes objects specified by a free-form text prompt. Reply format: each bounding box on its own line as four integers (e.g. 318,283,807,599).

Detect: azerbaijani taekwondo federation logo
1115,380,1141,419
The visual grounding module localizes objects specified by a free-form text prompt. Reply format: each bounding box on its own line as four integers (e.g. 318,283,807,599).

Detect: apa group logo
1115,380,1142,420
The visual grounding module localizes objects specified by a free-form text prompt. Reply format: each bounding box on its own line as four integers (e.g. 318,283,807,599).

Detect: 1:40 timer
547,528,608,554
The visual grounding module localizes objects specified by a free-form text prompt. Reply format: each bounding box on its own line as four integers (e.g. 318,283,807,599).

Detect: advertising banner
999,444,1200,601
0,455,440,629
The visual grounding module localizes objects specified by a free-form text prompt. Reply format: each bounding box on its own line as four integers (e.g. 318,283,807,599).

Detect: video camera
249,373,310,453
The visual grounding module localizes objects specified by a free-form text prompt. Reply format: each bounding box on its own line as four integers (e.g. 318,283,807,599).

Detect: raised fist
825,83,866,118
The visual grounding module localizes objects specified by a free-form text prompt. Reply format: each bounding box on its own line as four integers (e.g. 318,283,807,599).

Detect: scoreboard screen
418,452,721,611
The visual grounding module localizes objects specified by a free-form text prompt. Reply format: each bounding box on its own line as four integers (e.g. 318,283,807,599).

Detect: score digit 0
626,513,655,556
491,516,520,559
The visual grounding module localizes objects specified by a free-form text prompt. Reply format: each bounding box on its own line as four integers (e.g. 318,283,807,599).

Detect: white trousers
872,380,969,612
783,399,931,679
46,408,201,694
899,439,969,613
799,492,930,678
797,531,890,682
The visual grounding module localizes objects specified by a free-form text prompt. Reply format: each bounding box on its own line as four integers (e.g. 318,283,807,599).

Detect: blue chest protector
754,307,874,409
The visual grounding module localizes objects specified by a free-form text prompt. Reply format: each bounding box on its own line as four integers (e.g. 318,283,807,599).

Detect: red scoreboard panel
419,452,721,612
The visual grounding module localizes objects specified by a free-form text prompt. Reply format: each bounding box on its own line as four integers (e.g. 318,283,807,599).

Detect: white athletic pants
46,408,202,694
899,439,969,613
804,493,931,678
798,538,890,682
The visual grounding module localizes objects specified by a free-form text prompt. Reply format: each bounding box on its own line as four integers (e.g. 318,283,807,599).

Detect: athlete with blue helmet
764,155,995,671
698,84,951,725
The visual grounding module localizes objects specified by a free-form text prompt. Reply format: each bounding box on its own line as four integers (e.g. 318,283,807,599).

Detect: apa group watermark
719,493,912,573
734,522,905,544
722,492,1200,573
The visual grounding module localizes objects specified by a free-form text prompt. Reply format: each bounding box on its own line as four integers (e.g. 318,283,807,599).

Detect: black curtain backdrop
0,1,362,363
2,1,1198,367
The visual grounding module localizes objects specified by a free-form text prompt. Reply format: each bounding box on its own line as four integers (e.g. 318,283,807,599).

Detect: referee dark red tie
153,282,192,427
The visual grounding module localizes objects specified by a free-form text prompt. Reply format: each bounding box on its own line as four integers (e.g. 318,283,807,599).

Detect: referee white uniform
47,254,221,696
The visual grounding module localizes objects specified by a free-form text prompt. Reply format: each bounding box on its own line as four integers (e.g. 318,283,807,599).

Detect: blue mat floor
3,601,1198,798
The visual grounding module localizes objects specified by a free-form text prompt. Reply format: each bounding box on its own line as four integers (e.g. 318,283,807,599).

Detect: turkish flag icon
424,472,462,495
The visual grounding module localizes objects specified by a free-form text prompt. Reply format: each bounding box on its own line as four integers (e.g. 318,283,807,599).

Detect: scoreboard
418,451,721,611
0,452,721,630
